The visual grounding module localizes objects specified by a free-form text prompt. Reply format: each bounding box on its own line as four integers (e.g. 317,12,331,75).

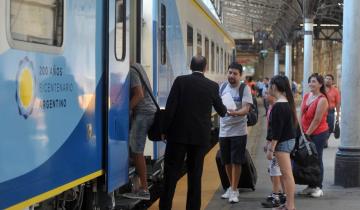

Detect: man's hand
161,134,167,143
227,110,239,116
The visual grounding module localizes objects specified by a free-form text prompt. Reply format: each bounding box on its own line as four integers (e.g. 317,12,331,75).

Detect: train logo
16,57,36,119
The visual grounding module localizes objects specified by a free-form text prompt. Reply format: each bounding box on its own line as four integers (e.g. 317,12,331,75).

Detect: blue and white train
0,0,235,209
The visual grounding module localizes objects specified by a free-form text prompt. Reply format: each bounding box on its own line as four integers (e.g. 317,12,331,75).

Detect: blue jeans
309,130,329,188
327,109,335,134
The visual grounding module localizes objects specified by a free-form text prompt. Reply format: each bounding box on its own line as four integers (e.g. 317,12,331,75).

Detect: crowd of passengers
124,55,340,210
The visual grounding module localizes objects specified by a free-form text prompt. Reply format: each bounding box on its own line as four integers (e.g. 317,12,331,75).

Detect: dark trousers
263,98,269,115
159,142,207,210
327,109,335,134
309,131,329,188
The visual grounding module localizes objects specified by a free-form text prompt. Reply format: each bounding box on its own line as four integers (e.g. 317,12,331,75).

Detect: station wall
294,40,342,87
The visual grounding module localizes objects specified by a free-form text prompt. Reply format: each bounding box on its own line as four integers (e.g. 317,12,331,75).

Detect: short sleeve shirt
219,83,253,137
130,64,157,114
327,86,340,110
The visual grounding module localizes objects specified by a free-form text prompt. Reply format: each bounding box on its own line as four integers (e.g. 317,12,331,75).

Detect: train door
106,0,130,192
154,0,169,159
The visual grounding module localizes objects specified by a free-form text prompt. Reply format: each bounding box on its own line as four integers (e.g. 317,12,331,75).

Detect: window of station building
115,0,126,60
9,0,64,52
216,45,219,73
160,4,166,64
197,32,202,56
211,41,215,72
205,37,209,70
187,25,193,67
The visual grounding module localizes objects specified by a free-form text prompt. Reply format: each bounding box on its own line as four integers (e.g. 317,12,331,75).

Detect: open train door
153,0,168,160
106,0,130,192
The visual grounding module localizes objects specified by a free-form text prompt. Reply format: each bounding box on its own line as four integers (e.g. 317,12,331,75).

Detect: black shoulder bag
334,120,340,139
131,66,165,141
291,115,321,185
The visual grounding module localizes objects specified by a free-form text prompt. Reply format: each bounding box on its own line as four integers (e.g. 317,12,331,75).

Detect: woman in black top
267,75,297,210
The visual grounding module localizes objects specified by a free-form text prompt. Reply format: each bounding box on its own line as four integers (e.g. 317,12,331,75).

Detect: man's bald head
190,56,207,72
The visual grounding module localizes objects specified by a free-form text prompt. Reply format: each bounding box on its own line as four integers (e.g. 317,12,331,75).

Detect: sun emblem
16,57,36,119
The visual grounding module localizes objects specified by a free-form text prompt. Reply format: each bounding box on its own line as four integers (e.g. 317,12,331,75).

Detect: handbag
131,65,164,141
292,161,321,186
291,134,319,165
334,120,340,139
291,122,321,185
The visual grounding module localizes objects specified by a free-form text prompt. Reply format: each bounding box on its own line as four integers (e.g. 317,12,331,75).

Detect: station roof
218,0,343,48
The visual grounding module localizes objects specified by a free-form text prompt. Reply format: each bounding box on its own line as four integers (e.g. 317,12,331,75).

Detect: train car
0,0,234,209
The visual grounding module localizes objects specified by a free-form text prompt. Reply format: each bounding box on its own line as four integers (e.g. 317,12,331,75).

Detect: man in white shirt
219,62,253,203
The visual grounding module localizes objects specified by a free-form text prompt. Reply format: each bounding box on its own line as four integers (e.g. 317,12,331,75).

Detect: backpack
220,82,258,126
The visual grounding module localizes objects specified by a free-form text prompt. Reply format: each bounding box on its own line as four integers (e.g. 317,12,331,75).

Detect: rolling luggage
215,149,257,191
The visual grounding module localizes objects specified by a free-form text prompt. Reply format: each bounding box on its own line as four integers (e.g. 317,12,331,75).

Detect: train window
115,0,126,60
160,4,166,64
220,48,224,73
228,53,230,68
225,51,227,74
187,25,193,68
224,52,227,73
216,45,219,73
211,41,214,72
9,0,64,52
197,32,202,56
205,37,209,70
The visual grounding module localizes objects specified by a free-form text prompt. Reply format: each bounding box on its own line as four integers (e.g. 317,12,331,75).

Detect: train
0,0,235,209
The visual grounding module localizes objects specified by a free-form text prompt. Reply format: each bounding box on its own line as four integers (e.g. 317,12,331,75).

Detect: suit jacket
164,72,227,146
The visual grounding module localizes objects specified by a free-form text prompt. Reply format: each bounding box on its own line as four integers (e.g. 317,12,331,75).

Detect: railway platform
148,104,360,210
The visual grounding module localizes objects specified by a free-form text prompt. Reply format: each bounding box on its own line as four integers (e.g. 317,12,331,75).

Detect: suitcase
215,149,257,191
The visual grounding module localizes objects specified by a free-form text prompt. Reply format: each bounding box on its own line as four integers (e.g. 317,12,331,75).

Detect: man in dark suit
159,56,227,210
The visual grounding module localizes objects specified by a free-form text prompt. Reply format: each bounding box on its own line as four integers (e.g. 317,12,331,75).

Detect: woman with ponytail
267,75,297,210
298,73,329,198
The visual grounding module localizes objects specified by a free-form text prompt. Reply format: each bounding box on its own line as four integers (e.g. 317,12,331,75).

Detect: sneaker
310,187,324,198
261,194,280,208
221,187,231,199
297,186,315,195
228,189,239,203
279,193,286,205
122,190,150,200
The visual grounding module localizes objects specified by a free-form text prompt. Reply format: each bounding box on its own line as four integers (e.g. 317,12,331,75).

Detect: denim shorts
275,139,295,153
129,113,155,154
